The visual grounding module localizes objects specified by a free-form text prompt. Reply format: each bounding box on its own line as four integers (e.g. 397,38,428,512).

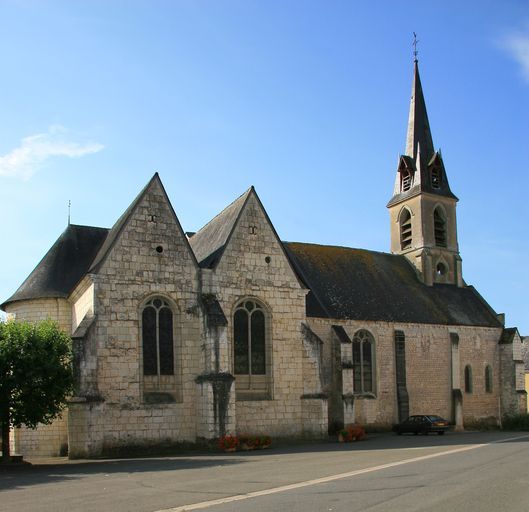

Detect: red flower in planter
218,435,240,451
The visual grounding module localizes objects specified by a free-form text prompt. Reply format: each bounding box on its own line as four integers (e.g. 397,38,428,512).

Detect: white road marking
155,434,529,512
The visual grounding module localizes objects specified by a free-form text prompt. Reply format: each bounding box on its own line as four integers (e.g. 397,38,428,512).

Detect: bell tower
387,58,463,287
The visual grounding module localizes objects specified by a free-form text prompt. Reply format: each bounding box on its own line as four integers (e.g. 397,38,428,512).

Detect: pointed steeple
406,59,435,171
387,50,463,288
388,58,457,208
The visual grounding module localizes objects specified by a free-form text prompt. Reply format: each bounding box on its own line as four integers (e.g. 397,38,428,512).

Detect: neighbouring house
522,337,529,412
2,58,526,458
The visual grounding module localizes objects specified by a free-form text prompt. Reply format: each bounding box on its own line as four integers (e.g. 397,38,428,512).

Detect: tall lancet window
352,329,375,394
433,207,447,247
233,299,271,399
400,209,412,250
142,297,174,376
464,365,473,393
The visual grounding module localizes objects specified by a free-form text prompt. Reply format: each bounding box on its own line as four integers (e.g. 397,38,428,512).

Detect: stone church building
2,60,526,458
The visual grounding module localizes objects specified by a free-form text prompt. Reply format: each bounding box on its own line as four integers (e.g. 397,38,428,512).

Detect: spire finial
413,32,419,62
68,200,71,226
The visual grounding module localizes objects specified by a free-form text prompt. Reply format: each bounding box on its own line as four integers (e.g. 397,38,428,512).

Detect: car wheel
413,431,418,435
438,431,445,436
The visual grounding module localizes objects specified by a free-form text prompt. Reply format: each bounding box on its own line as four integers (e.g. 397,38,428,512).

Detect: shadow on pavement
1,431,527,492
0,456,244,491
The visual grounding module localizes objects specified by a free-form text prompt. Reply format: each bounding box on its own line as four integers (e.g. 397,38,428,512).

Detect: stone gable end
97,178,197,289
215,192,301,291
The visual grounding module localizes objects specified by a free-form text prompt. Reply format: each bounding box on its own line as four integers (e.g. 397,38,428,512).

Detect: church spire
405,59,435,171
387,45,462,287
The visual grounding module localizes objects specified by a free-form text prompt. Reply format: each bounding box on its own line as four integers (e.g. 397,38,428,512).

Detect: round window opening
156,245,164,254
436,262,447,276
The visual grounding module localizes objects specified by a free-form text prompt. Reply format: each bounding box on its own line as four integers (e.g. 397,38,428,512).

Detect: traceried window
352,330,375,394
400,208,412,250
141,296,181,402
233,299,270,399
485,365,493,393
401,169,412,192
464,365,473,393
142,297,174,376
433,207,447,247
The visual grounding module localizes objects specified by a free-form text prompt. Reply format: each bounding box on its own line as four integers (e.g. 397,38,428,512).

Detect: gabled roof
1,224,109,310
188,188,252,268
1,173,199,310
88,172,198,272
284,241,502,327
499,327,520,344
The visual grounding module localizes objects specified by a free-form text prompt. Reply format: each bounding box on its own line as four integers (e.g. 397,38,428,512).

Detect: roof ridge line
192,186,253,237
284,240,397,257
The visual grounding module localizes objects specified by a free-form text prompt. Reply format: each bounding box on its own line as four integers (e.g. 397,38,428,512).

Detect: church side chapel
2,58,526,458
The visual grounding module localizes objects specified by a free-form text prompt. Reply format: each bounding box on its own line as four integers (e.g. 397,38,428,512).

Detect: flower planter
338,424,366,443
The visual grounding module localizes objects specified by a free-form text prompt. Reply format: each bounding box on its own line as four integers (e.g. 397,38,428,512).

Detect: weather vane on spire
68,200,71,226
413,32,419,62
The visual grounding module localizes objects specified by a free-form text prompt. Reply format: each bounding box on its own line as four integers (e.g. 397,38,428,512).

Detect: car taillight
434,422,446,426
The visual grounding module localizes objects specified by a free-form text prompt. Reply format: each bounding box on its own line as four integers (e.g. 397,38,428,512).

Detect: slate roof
387,61,457,207
3,229,504,329
387,152,458,207
188,188,251,268
499,327,520,344
1,224,109,309
284,242,502,327
406,60,435,170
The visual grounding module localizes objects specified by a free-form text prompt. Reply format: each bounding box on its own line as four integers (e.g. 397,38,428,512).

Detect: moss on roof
284,241,501,327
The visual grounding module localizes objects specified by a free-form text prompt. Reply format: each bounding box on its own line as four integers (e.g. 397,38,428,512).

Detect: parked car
392,415,450,435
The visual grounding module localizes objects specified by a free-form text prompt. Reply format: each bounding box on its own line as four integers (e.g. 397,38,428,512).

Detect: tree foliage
0,319,73,461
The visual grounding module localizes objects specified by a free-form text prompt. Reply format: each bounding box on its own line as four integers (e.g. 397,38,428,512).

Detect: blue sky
0,1,528,333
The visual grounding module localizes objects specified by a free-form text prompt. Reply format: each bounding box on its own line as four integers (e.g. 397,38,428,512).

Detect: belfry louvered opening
401,169,412,192
434,207,447,247
400,209,412,250
431,166,441,189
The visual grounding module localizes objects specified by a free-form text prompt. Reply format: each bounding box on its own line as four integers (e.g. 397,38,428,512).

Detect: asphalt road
1,432,529,512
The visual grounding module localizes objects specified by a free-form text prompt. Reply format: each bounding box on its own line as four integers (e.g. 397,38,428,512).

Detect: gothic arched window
352,330,375,394
433,207,447,247
142,297,174,376
400,208,412,250
233,299,270,398
485,365,493,393
464,365,473,393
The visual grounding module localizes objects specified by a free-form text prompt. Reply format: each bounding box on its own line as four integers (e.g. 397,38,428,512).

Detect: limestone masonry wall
68,179,201,457
208,193,324,438
308,317,502,428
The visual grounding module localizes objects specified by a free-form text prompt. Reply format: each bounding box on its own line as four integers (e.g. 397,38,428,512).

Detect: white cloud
501,25,529,84
0,125,104,180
